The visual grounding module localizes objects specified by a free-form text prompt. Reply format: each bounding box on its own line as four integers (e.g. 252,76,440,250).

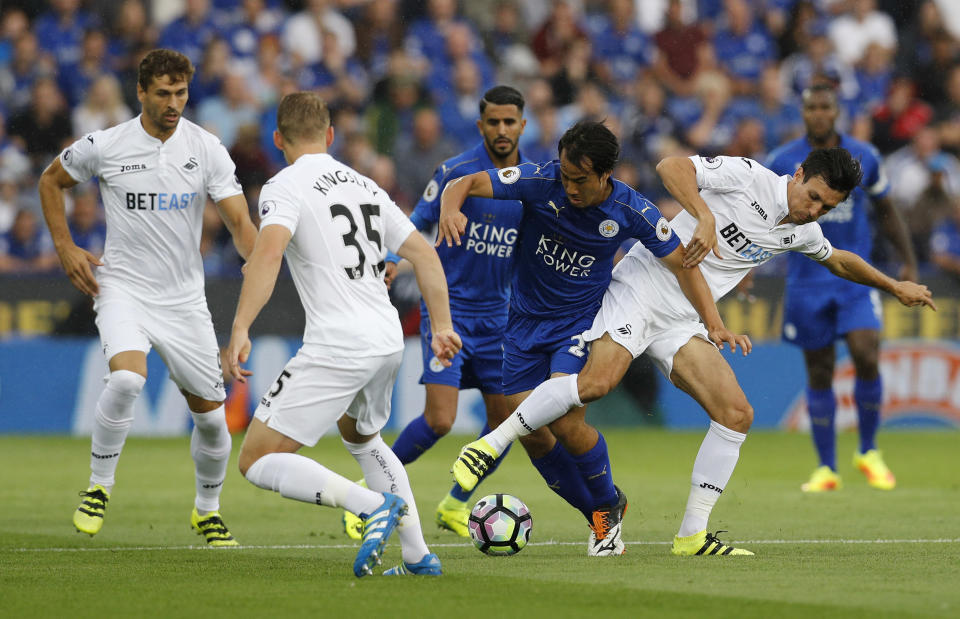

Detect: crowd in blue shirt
2,0,960,277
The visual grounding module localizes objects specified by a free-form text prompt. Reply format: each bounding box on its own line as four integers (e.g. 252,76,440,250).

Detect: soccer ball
468,494,533,556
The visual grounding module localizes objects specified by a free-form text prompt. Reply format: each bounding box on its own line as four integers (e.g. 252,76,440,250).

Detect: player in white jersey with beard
225,92,461,577
458,148,935,556
38,49,258,545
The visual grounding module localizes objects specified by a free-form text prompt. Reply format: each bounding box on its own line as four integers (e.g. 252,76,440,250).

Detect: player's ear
326,125,335,148
794,166,805,184
272,130,283,152
519,117,526,136
476,118,483,134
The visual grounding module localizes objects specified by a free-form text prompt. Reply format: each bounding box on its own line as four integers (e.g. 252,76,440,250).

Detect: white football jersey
60,116,242,306
258,153,416,356
626,155,833,302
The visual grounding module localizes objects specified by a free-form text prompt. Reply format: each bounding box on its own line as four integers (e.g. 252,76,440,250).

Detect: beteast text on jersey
125,192,200,210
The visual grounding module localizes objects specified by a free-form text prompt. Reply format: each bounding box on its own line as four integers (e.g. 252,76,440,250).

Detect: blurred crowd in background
3,0,960,282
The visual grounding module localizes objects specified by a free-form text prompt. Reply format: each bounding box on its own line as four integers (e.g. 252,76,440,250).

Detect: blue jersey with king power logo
488,160,680,317
766,134,890,285
412,142,526,314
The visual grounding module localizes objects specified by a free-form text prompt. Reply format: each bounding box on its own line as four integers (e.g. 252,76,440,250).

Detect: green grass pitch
1,430,958,618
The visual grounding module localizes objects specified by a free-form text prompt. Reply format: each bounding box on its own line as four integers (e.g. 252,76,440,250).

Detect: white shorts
94,289,226,401
254,348,404,446
583,254,711,379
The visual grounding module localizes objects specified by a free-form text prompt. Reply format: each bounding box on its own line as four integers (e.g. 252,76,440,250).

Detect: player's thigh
147,303,226,404
423,383,460,434
253,351,372,447
238,418,304,475
576,334,634,402
669,336,753,432
502,342,552,397
802,345,836,390
782,284,838,350
344,350,405,437
94,292,151,371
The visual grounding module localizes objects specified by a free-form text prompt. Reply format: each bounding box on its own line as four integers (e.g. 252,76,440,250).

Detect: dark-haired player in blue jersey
439,120,738,555
767,83,918,493
341,86,529,541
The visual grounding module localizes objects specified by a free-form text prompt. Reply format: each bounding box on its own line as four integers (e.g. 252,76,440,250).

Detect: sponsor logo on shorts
429,356,445,372
783,322,797,340
422,179,439,201
616,324,632,336
497,166,521,184
656,217,672,242
599,219,619,238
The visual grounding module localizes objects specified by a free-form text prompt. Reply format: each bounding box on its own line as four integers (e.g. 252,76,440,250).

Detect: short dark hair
557,120,619,176
479,85,525,114
801,82,838,104
800,147,863,195
138,49,195,91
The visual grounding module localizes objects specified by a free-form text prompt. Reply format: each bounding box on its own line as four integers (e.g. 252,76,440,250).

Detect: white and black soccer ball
468,493,533,556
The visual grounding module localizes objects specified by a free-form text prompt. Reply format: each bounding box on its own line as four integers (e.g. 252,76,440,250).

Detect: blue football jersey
488,161,680,317
766,134,890,285
412,142,526,314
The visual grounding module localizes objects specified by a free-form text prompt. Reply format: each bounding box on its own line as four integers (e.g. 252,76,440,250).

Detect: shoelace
591,510,611,540
461,447,495,476
79,489,108,503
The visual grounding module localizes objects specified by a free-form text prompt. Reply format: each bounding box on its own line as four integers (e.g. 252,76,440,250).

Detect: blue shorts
420,310,507,393
782,281,883,350
501,310,595,395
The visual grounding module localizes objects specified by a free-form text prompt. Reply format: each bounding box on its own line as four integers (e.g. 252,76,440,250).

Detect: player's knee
107,369,146,398
237,450,258,478
577,373,614,403
723,401,753,433
428,417,454,436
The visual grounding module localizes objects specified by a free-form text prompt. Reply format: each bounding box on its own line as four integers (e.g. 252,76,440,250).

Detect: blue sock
450,423,511,502
529,441,594,521
807,387,837,470
391,414,441,465
854,377,882,454
571,432,619,510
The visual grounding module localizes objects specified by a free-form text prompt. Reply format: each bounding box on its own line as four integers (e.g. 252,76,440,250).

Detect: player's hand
437,210,468,247
225,329,253,383
708,324,752,356
384,261,398,289
683,214,720,269
57,243,102,297
893,281,937,311
430,327,462,366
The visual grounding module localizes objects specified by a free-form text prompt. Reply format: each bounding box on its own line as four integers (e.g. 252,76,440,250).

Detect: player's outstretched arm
822,249,936,311
38,157,103,297
397,230,462,365
873,195,919,282
656,156,719,268
437,171,493,247
215,194,259,260
226,224,292,382
661,245,752,355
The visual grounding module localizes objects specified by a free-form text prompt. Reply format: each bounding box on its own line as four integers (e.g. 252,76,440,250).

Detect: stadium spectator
33,0,99,70
872,79,935,153
405,0,470,65
0,8,30,67
189,37,232,107
479,1,529,65
712,0,776,96
59,30,112,108
522,103,560,165
105,0,156,74
6,77,73,173
0,111,30,186
914,28,959,109
780,21,859,113
426,22,494,106
726,117,766,160
281,0,356,67
531,0,589,79
67,185,105,257
929,196,960,277
828,0,897,67
298,27,369,110
218,0,283,74
855,43,894,114
0,31,55,115
885,127,960,209
620,74,683,191
197,70,260,149
365,52,430,155
653,0,707,97
437,59,488,150
934,64,960,154
0,208,58,273
229,123,272,194
0,173,20,234
157,0,218,67
586,0,656,94
548,36,595,107
393,108,458,209
354,0,405,80
775,0,819,60
909,155,959,262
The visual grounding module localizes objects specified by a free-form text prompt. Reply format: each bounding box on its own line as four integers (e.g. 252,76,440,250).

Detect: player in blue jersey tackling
767,84,918,493
342,86,527,540
438,120,744,555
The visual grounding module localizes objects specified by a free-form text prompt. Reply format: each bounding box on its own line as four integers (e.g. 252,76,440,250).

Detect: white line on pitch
8,538,959,553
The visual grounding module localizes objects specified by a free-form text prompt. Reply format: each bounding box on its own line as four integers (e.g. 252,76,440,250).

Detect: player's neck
140,115,177,142
285,143,328,164
807,131,840,149
485,144,519,169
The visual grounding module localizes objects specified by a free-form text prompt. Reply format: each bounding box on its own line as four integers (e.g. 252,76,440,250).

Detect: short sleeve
487,161,552,203
380,195,417,253
411,165,445,224
204,140,243,202
689,155,757,193
625,195,680,258
60,134,101,184
793,222,833,262
257,179,301,236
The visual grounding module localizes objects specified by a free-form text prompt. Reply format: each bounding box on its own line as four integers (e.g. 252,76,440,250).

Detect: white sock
486,374,582,454
89,370,145,492
190,407,233,513
244,452,383,516
343,436,430,564
677,421,747,538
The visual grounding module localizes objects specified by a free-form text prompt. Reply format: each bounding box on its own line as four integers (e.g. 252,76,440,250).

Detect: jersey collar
135,113,184,146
